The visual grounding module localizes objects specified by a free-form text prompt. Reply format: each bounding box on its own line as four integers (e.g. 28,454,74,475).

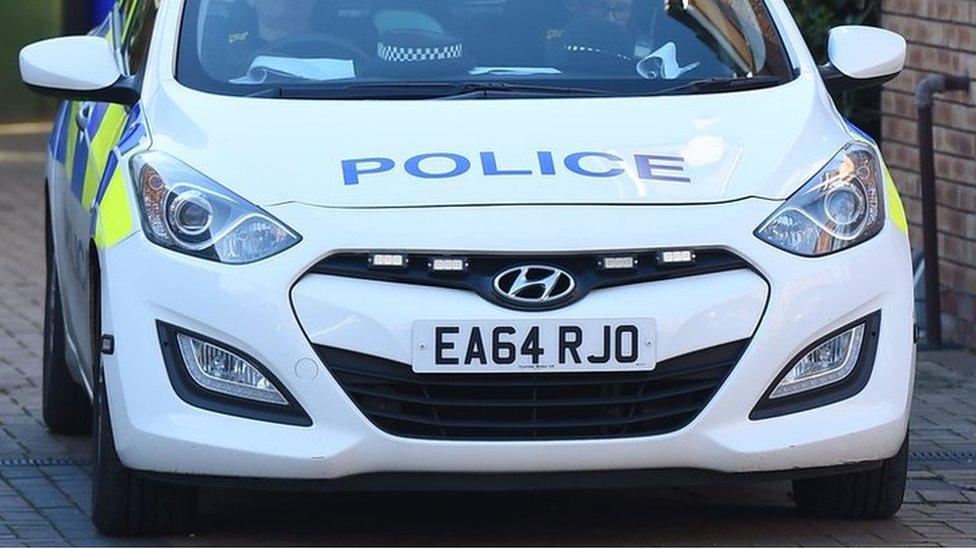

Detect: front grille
317,340,748,441
309,249,751,311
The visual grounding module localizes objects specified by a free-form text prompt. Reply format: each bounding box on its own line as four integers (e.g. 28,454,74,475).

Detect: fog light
176,334,286,405
770,323,865,399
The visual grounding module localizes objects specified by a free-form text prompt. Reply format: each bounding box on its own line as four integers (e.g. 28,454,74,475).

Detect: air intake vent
317,340,748,441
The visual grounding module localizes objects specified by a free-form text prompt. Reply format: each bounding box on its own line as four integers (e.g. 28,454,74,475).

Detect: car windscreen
176,0,794,99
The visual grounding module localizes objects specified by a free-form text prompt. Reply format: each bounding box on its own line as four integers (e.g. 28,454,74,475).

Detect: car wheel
90,268,197,536
91,350,199,536
42,196,91,434
792,435,908,520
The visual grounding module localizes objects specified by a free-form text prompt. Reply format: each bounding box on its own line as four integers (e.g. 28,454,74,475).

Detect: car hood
147,73,850,208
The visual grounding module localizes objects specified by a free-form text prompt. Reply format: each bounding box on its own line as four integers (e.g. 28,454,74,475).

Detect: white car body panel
146,74,848,208
99,202,914,477
40,0,915,483
828,26,907,81
20,36,122,92
293,269,766,367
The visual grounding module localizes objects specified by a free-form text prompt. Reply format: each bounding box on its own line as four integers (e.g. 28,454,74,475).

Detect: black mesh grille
317,340,748,441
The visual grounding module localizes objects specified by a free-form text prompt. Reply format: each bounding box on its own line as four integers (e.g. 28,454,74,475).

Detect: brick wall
881,0,976,348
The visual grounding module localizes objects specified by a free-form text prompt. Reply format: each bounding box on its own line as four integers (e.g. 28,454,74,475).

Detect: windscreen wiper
430,81,616,99
246,76,784,99
248,81,616,100
647,75,784,96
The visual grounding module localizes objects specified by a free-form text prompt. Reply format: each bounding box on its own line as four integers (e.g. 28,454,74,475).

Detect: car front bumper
99,200,915,480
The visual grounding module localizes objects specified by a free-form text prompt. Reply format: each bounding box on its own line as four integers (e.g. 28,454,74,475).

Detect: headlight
130,151,300,264
756,143,884,256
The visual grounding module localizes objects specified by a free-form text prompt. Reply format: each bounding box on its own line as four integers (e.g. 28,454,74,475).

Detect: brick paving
0,126,974,546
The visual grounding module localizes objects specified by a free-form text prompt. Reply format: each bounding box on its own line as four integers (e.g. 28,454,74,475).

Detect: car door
50,12,118,386
57,0,157,384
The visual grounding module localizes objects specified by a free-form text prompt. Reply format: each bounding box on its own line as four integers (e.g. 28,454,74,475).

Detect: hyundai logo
493,265,576,305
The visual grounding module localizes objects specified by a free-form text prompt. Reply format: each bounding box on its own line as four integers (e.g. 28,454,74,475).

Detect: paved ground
0,126,974,546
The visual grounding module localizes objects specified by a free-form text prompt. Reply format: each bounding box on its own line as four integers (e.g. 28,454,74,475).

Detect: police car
20,0,913,536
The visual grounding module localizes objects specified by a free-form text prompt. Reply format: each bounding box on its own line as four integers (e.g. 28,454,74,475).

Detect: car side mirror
819,26,906,94
19,36,139,105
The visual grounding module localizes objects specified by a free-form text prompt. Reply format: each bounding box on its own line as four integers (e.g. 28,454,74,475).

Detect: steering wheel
256,33,371,67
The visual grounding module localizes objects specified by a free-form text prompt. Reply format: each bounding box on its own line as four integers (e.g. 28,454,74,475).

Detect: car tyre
42,195,91,434
91,350,199,536
792,435,908,520
90,263,197,537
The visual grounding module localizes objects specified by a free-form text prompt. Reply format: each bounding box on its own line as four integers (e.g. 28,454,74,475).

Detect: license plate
412,318,656,373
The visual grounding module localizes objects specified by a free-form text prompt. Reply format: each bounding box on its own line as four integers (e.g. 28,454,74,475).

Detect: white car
20,0,914,536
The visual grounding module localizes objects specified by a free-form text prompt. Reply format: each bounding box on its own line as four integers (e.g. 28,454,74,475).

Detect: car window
177,0,793,98
91,12,113,41
119,0,159,75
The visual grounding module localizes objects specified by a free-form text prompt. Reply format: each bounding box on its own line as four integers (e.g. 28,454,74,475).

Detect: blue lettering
342,157,395,185
480,152,533,176
405,153,471,179
537,151,556,175
564,152,625,178
340,151,691,184
634,154,691,183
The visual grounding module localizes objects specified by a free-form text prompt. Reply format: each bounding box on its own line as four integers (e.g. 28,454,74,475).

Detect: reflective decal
87,103,109,136
537,151,556,175
404,153,471,179
49,102,67,157
70,134,89,201
64,104,78,180
93,165,133,249
341,151,691,185
480,152,532,176
884,165,909,235
635,154,691,183
117,103,145,154
92,151,120,215
84,104,127,210
342,157,395,185
564,152,624,178
92,105,149,249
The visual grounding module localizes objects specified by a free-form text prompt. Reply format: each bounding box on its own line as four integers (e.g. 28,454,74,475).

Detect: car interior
191,0,774,85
